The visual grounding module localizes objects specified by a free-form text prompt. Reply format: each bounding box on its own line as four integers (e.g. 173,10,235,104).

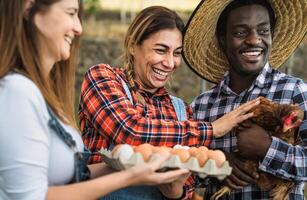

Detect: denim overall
47,107,91,183
101,79,187,200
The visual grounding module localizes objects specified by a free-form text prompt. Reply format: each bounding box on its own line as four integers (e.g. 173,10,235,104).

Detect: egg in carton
99,144,232,180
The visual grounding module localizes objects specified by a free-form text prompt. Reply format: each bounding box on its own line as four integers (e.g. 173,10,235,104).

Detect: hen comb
284,111,297,126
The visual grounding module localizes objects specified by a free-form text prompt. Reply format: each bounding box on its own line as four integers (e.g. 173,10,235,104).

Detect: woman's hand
47,154,189,200
211,98,260,138
128,154,190,186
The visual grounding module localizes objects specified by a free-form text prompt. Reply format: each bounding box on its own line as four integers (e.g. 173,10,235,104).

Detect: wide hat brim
183,0,307,84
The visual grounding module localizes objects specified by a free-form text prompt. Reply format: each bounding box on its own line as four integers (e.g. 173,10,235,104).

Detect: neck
229,71,257,94
134,79,158,94
41,57,55,78
141,87,158,94
38,38,56,78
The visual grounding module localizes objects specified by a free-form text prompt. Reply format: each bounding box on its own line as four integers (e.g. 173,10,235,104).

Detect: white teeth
65,36,72,45
153,68,168,76
242,51,261,56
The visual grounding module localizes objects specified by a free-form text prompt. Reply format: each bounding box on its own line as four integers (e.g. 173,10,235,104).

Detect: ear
129,40,136,56
24,0,35,20
218,36,226,52
129,45,135,56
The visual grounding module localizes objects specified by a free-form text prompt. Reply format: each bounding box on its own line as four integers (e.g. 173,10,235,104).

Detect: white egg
173,144,190,150
113,144,134,161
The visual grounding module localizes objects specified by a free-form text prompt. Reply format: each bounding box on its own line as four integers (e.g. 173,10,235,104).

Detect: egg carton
99,148,232,180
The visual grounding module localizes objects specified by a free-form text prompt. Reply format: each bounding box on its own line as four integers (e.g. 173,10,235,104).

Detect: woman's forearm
46,170,135,200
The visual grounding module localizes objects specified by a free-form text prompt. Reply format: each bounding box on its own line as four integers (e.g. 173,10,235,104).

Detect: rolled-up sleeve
259,81,307,181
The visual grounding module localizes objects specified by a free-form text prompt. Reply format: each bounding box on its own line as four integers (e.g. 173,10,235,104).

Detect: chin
151,78,168,88
156,81,168,88
234,67,259,77
61,53,71,61
151,84,162,89
242,62,265,72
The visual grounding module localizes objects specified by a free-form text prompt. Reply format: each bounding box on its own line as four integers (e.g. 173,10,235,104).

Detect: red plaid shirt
78,64,213,199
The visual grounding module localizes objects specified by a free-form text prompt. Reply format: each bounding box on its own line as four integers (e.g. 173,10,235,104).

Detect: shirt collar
254,63,272,88
218,62,271,96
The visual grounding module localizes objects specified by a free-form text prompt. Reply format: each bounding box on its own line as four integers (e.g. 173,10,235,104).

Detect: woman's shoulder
0,73,46,109
87,63,122,75
84,63,126,82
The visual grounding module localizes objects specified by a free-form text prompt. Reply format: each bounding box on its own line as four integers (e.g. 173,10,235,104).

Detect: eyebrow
155,43,183,50
66,5,79,12
257,22,270,27
234,22,270,28
67,7,78,12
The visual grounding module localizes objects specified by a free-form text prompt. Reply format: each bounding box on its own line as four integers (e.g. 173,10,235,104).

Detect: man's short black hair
216,0,276,39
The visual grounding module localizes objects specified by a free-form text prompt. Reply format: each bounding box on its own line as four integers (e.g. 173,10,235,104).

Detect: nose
162,54,175,69
73,17,83,36
245,31,261,46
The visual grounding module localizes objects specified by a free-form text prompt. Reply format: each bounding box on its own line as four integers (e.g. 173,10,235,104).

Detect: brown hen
211,97,304,200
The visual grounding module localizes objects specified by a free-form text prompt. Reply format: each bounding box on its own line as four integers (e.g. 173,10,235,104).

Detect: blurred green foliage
84,0,101,15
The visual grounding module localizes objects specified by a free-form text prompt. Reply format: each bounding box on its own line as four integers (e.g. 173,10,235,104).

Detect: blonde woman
79,6,260,199
0,1,192,200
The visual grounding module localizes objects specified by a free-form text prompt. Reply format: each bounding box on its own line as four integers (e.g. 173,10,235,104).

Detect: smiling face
34,0,82,64
132,28,182,92
222,4,272,77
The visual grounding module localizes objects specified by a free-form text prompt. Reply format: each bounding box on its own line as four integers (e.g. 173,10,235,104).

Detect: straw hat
183,0,307,84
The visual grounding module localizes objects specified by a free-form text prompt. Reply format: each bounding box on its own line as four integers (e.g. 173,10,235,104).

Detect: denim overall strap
170,95,187,122
47,106,77,150
121,79,134,104
107,79,133,152
47,106,91,182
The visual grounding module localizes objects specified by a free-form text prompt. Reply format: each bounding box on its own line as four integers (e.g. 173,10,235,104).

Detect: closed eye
233,31,247,38
67,8,78,16
258,29,270,35
154,49,166,54
173,51,181,57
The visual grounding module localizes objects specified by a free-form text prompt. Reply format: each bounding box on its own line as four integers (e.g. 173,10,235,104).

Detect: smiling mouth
153,68,168,76
240,49,264,62
152,67,171,81
64,36,73,45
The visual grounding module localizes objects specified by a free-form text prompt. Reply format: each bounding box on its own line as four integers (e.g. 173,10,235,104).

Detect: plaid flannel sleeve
259,81,307,181
79,64,213,148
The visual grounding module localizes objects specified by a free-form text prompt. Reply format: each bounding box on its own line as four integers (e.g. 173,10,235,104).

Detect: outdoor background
78,0,307,105
79,0,307,196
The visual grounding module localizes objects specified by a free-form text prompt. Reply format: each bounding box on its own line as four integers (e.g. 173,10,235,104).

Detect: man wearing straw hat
183,0,307,199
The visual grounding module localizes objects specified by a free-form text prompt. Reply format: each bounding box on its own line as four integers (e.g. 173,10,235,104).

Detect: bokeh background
78,0,307,105
79,0,307,196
